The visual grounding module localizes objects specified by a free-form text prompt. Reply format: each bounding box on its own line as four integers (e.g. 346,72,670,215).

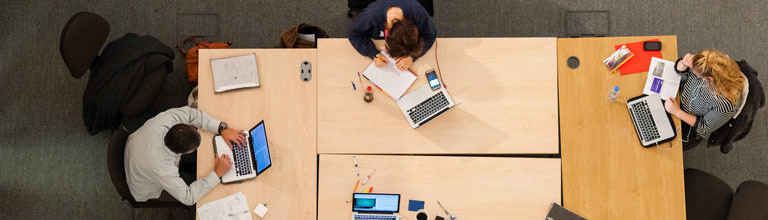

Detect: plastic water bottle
608,86,620,102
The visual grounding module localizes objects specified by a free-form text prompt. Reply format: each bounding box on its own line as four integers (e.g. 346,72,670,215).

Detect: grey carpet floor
1,0,765,219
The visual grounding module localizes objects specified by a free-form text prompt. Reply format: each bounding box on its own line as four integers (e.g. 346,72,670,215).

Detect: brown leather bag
176,37,232,83
279,23,329,48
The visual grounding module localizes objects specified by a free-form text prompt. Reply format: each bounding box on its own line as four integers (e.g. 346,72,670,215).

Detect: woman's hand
374,53,388,67
664,98,681,115
396,56,413,70
677,53,694,71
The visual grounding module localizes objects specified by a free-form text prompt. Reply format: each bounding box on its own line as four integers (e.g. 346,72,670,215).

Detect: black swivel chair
107,126,186,209
59,12,167,118
684,168,768,220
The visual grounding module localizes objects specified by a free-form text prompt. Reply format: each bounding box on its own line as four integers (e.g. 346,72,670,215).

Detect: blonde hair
691,50,745,104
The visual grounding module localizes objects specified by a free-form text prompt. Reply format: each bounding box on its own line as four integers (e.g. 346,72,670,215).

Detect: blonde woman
665,50,746,148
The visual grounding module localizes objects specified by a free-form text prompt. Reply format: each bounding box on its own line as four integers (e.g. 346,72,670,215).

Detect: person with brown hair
348,0,436,70
665,49,747,147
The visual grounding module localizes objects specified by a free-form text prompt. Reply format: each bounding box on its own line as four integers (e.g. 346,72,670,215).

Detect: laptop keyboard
354,214,397,220
406,91,450,124
630,100,660,142
230,141,253,176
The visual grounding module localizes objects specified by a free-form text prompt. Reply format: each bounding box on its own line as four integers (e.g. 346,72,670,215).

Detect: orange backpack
176,37,232,83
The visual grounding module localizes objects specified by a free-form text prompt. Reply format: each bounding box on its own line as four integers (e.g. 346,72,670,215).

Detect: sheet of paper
297,33,316,42
362,51,417,100
643,57,681,100
211,53,260,92
197,192,253,220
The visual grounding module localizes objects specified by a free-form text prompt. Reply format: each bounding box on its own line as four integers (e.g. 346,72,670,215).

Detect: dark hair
164,124,201,154
385,18,423,58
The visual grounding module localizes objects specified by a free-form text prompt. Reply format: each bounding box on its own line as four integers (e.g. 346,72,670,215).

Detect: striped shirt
678,70,743,138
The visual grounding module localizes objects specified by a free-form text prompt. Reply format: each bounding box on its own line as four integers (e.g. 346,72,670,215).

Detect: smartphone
643,41,662,51
426,69,441,90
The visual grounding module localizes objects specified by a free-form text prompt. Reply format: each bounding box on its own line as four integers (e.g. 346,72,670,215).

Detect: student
124,106,246,206
348,0,437,70
665,50,746,147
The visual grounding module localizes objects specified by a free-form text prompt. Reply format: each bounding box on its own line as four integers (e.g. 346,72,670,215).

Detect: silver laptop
626,94,677,147
351,193,401,220
396,84,456,128
213,120,273,184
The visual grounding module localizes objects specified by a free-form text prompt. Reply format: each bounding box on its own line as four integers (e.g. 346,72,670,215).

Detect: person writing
348,0,437,70
665,50,746,148
124,106,246,205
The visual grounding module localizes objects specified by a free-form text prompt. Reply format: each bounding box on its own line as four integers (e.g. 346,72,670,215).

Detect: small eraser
253,203,268,217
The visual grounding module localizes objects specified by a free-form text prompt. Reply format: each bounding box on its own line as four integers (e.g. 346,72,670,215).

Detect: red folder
614,39,662,75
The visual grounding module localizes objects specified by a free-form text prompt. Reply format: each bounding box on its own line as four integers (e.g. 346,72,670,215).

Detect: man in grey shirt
124,106,246,206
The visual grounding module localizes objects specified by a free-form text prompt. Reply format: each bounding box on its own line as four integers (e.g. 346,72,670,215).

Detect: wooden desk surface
318,155,562,220
558,36,686,219
196,49,317,220
317,38,559,154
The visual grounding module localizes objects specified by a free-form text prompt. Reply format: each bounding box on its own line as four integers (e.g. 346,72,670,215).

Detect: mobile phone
643,41,662,51
426,69,441,90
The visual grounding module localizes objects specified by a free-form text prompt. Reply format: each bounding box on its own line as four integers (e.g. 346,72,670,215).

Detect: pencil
352,180,360,193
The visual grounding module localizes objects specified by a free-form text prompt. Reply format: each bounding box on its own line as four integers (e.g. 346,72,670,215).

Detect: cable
434,39,446,88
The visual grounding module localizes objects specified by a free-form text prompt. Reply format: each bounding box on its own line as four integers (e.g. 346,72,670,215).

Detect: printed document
197,192,252,220
211,53,260,93
643,57,681,100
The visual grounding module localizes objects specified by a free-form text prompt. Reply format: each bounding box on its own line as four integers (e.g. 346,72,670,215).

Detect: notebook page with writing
362,51,417,100
211,53,260,93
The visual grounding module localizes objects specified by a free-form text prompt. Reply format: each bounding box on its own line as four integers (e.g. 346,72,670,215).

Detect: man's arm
164,106,221,133
157,171,220,206
348,12,380,59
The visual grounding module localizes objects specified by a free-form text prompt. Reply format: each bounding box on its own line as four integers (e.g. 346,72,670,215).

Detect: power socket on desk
300,61,312,82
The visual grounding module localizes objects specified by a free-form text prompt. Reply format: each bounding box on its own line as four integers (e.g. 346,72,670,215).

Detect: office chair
107,126,186,209
59,12,168,120
684,169,768,220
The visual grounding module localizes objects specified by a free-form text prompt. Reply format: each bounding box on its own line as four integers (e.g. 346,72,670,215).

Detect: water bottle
608,86,620,102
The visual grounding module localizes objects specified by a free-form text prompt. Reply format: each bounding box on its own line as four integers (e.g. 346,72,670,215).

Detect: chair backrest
59,12,110,79
107,126,138,205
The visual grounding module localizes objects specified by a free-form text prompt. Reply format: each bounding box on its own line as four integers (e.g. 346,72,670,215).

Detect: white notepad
211,53,260,93
362,51,417,100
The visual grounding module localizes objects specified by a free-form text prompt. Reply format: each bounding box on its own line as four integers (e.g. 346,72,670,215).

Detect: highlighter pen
362,169,376,185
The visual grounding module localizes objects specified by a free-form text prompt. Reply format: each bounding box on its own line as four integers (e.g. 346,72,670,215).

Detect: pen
353,156,359,176
362,169,376,185
357,72,364,86
351,81,356,90
228,210,249,216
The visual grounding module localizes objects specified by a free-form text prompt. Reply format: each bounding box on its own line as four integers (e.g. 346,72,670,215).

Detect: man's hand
677,53,694,72
664,98,681,115
213,154,232,177
396,56,413,70
221,128,247,149
374,53,388,67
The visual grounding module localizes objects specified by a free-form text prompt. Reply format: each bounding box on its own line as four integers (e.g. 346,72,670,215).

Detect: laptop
351,193,401,220
626,94,677,147
396,84,456,128
213,120,273,184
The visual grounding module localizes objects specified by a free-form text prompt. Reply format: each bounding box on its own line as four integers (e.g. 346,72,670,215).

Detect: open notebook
362,51,417,100
211,53,260,93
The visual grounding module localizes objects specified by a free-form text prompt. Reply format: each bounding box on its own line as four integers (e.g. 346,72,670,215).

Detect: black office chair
684,168,768,220
59,12,168,128
107,126,186,209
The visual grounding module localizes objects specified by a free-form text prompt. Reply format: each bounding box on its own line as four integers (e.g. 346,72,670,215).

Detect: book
211,53,260,93
545,203,587,220
642,57,681,100
603,45,634,73
361,51,417,100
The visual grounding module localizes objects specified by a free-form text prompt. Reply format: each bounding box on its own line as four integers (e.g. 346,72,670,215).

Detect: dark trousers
681,122,704,150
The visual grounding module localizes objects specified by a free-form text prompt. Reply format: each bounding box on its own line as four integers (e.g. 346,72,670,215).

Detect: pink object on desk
614,39,662,75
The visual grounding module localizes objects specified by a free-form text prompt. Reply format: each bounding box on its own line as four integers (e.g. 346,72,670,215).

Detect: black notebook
545,203,587,220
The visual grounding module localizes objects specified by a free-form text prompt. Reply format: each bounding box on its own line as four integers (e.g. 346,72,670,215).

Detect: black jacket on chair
708,60,766,153
83,33,174,135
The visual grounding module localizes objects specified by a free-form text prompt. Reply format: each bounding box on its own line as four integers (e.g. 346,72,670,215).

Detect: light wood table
196,49,317,220
317,38,559,154
558,36,686,219
318,155,561,220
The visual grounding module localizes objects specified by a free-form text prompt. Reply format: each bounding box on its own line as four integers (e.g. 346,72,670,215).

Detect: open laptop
396,84,456,128
213,120,273,184
626,94,677,147
351,193,401,220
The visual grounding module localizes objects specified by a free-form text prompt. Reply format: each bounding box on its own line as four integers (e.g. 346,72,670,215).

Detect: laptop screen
352,193,400,213
249,121,271,174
